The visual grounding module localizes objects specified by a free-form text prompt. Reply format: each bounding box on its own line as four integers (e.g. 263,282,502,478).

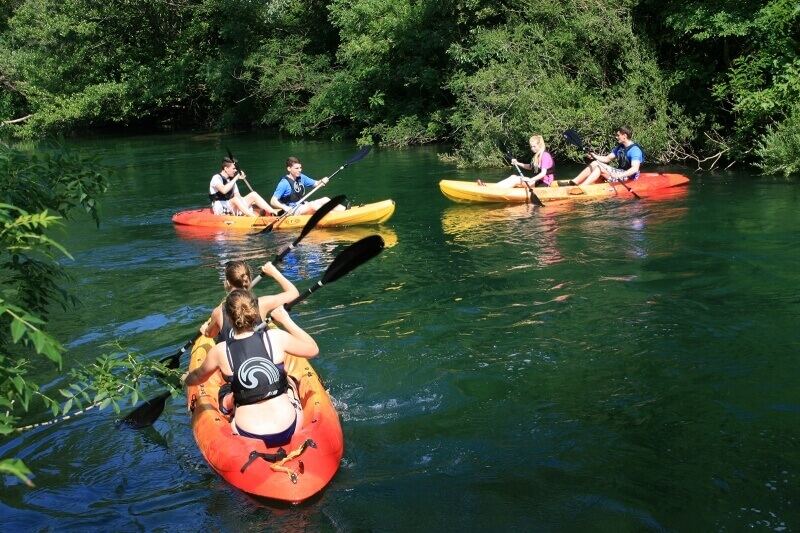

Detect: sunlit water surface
1,132,798,531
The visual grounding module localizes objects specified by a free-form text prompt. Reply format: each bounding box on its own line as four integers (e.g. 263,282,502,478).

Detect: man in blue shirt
270,156,345,215
568,125,644,187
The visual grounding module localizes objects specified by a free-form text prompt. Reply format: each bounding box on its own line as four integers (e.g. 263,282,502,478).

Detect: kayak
172,199,396,230
185,335,343,503
439,173,690,203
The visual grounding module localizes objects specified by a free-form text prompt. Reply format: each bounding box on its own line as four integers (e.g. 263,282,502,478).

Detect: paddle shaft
505,149,545,207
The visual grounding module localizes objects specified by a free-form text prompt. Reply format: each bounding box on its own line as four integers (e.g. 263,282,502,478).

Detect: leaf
10,319,27,343
0,459,35,487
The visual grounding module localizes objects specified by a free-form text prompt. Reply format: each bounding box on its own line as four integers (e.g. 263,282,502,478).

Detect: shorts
211,201,241,216
607,169,639,183
233,415,297,448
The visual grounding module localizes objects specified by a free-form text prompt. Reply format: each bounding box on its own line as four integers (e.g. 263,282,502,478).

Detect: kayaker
270,156,347,215
182,289,318,447
209,157,278,217
564,125,644,187
478,135,555,188
201,260,299,344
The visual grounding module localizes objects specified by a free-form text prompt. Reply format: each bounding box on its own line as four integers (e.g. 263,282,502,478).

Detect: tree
637,0,800,171
444,0,693,167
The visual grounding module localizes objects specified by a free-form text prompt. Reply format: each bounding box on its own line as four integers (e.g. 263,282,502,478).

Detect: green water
1,132,798,531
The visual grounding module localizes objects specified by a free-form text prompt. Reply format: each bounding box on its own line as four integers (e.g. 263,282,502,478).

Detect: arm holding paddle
255,263,300,320
212,156,279,217
264,304,319,363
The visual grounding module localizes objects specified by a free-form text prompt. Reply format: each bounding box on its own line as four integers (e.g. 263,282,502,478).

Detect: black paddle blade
322,234,385,284
346,145,372,166
158,335,200,369
562,129,585,151
298,195,346,240
283,235,385,311
226,147,241,176
273,195,347,262
120,391,172,429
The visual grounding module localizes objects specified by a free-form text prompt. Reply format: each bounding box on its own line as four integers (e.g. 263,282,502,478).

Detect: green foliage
755,104,800,177
444,0,693,167
641,0,800,168
0,142,114,487
1,0,799,171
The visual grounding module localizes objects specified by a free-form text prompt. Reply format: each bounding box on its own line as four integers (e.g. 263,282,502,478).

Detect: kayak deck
439,173,690,203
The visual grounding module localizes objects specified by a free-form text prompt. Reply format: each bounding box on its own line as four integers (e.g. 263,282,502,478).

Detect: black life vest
281,175,306,204
225,330,288,406
615,143,644,171
209,174,235,203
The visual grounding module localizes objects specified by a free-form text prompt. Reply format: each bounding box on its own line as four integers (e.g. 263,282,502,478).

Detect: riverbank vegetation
1,0,798,174
0,144,181,485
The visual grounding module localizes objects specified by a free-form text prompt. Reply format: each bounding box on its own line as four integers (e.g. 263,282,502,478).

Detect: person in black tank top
183,289,320,448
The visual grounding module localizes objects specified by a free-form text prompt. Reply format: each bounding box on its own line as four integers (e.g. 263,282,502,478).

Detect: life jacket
280,175,306,204
225,330,288,406
615,143,644,171
209,173,235,203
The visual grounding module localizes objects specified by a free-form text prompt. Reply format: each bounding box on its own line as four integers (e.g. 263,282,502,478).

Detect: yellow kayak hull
172,199,396,230
439,173,690,203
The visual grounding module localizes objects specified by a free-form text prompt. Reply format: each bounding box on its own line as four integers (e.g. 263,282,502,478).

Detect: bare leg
230,196,257,216
579,165,610,186
242,192,275,215
493,175,526,188
308,197,345,212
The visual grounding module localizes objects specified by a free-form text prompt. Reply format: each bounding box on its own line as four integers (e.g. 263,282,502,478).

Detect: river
1,132,798,531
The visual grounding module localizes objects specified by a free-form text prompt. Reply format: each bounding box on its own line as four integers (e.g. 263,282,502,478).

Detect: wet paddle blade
284,235,385,311
273,195,346,263
120,391,172,429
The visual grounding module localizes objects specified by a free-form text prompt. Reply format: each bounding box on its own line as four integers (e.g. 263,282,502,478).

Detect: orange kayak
185,336,343,503
172,200,395,230
439,173,689,203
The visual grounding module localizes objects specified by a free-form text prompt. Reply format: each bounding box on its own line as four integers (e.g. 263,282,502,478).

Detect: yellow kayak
439,173,690,203
172,199,396,230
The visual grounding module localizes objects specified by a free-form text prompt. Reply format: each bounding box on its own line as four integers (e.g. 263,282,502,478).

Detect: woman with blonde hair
478,135,556,188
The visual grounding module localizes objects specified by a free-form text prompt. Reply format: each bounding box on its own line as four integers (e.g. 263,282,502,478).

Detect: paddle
284,234,385,312
120,198,343,428
562,129,641,199
259,145,372,234
120,233,385,429
504,148,545,208
226,147,257,194
249,194,346,270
